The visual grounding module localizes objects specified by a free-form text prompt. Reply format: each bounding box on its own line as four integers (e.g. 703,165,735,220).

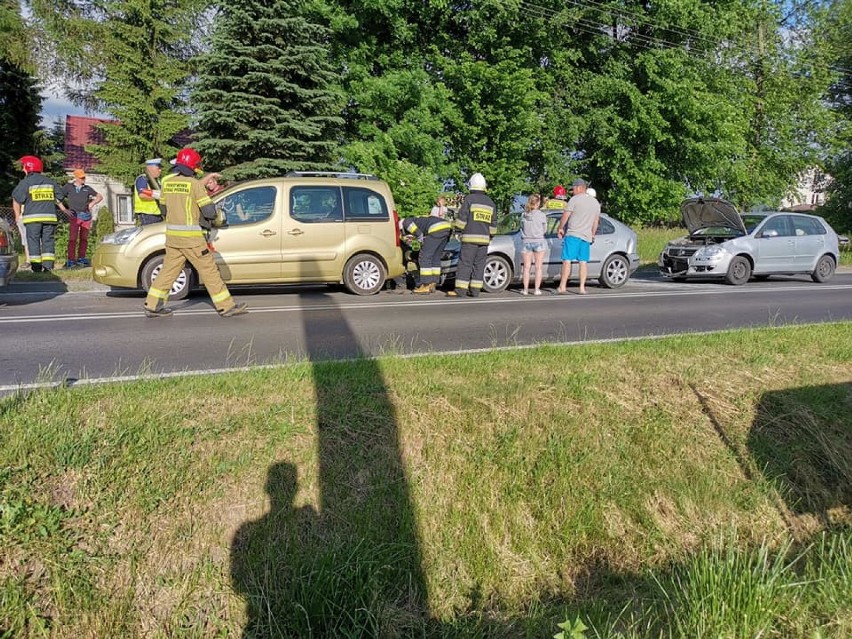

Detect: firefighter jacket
545,198,567,212
12,173,63,224
133,171,163,216
160,165,217,248
453,190,497,244
401,215,452,240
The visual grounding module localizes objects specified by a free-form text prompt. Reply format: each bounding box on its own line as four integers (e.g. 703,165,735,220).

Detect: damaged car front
658,197,765,284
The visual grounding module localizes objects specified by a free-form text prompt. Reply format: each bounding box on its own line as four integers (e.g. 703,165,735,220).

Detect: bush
95,210,115,238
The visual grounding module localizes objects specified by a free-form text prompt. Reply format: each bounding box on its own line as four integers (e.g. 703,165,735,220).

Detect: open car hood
680,197,746,235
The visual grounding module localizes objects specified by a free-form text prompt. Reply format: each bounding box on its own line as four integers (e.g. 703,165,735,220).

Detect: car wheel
483,255,512,293
599,253,630,289
344,253,386,295
140,254,193,300
724,256,751,285
811,254,836,283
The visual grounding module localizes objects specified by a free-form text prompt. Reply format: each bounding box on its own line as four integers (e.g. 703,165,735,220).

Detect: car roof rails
285,171,380,181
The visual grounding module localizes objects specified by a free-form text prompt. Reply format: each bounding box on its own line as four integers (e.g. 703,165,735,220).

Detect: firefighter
400,214,452,294
446,172,497,298
545,184,568,214
143,147,247,318
134,158,165,225
11,155,69,272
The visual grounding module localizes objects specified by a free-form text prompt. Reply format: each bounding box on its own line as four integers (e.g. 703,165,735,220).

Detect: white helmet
587,187,597,199
468,172,487,190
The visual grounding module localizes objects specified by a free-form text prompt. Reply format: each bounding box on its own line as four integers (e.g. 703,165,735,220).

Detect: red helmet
19,155,43,173
176,147,203,171
553,184,567,198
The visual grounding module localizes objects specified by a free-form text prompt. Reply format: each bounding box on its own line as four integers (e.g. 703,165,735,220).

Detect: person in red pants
61,169,103,268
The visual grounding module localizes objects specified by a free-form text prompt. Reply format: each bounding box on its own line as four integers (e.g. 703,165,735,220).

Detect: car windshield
742,214,766,234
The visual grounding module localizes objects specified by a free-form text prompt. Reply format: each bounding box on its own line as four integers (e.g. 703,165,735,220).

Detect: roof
63,115,118,172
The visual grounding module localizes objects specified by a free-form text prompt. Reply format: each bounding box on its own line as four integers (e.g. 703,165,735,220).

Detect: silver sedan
442,213,640,292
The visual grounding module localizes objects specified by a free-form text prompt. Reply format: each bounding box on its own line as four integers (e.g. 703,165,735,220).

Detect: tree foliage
819,0,852,232
24,0,845,225
0,1,41,201
192,0,344,179
25,0,204,184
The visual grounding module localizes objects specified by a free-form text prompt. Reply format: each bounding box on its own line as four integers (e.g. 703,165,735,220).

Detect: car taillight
392,210,400,247
0,229,9,253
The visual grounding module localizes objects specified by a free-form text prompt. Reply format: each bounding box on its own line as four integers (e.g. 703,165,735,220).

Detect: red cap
553,185,567,198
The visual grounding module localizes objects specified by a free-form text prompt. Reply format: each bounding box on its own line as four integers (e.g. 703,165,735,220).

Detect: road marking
1,282,851,324
1,322,847,395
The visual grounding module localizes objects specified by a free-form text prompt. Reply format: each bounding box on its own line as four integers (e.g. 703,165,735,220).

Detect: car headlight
695,245,727,259
100,227,142,245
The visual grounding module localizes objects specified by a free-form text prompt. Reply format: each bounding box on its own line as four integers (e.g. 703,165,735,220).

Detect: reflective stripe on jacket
453,191,497,244
161,173,207,245
13,174,62,224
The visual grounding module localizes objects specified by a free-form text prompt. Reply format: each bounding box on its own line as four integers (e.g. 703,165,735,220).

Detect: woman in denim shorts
520,194,548,295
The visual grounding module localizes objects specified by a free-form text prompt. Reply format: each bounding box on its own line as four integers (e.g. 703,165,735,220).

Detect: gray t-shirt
520,208,547,240
564,194,600,242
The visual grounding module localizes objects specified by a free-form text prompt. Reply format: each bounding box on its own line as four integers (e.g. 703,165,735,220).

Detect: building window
116,195,133,224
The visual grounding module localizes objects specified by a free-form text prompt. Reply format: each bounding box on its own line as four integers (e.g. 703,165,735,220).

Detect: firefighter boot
144,306,174,318
219,302,249,318
412,283,433,295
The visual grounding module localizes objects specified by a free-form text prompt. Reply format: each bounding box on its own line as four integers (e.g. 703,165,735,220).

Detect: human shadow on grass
747,382,851,525
230,292,430,637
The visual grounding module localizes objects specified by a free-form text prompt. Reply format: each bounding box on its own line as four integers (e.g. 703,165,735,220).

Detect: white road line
1,282,852,325
2,322,846,395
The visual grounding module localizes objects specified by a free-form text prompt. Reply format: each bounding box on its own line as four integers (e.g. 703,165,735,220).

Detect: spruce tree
86,0,198,183
192,0,344,179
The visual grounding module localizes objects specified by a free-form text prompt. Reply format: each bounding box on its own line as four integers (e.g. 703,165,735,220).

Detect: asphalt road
1,270,851,391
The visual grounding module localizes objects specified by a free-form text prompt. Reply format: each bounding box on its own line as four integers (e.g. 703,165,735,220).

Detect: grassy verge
1,325,851,637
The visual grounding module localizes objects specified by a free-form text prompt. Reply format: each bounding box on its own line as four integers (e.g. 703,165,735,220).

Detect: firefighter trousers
144,244,236,313
455,242,488,293
418,234,449,286
25,222,57,271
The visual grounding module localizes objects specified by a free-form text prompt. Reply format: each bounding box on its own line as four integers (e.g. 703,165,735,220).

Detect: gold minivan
92,172,404,297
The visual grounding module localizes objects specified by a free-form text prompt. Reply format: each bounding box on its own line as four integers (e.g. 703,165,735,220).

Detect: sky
39,87,106,128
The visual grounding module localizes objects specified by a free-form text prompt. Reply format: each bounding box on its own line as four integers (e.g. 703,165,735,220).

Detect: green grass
635,226,685,265
1,325,851,637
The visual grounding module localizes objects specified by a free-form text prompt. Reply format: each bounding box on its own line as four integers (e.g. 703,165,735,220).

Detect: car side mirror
760,230,778,238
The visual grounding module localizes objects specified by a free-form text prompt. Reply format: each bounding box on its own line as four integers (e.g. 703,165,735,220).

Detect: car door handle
287,229,304,236
260,229,278,237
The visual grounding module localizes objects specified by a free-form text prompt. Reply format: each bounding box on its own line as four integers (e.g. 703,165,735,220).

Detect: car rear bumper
0,255,19,286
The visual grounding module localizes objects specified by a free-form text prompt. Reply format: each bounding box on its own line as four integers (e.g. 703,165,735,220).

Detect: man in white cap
134,158,164,225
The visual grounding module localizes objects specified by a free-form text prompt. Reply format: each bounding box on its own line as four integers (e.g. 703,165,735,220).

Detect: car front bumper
92,244,140,289
658,252,732,278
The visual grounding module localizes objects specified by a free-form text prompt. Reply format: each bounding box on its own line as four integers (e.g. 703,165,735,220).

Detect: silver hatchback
659,197,840,285
442,212,640,292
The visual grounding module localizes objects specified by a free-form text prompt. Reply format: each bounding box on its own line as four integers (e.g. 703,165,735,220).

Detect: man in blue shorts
557,178,600,295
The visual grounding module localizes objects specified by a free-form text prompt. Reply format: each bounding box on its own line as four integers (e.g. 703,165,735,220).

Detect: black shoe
144,306,174,318
467,290,480,298
219,302,248,317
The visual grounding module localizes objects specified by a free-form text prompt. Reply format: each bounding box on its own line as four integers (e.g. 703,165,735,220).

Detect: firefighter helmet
468,172,487,190
19,155,43,173
176,147,203,171
553,184,567,198
587,187,597,199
